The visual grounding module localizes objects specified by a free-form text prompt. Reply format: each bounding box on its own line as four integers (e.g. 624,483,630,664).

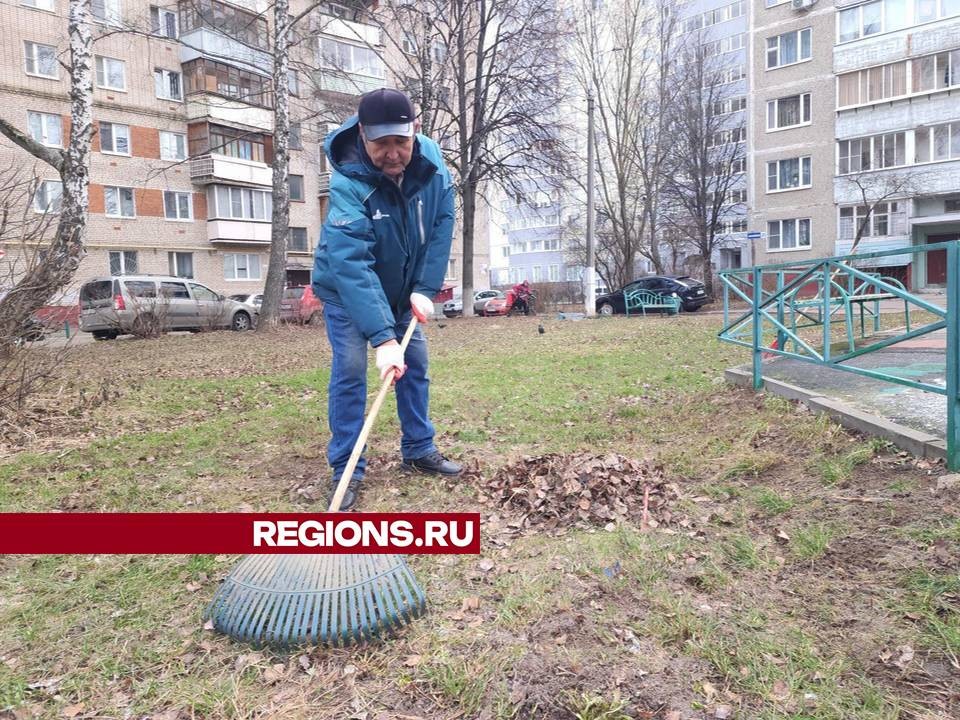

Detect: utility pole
585,90,596,317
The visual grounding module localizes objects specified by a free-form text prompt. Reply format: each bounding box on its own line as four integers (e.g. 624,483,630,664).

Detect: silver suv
79,275,257,340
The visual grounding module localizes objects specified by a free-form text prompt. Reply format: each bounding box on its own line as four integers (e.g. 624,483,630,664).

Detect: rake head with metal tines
204,553,426,646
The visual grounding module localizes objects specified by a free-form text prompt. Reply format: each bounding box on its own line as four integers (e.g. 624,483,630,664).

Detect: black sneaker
401,451,462,476
328,474,363,511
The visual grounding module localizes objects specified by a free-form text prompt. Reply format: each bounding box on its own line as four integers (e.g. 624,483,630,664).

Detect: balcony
207,219,271,245
180,28,272,75
186,94,273,133
318,16,380,45
318,171,331,195
190,154,272,187
315,70,384,96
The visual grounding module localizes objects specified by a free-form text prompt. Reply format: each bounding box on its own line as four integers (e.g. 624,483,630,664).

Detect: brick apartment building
0,0,485,301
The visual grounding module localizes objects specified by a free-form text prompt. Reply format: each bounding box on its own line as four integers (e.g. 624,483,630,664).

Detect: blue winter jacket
311,115,455,348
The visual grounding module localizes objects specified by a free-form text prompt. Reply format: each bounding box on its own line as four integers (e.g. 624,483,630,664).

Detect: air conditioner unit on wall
792,0,817,8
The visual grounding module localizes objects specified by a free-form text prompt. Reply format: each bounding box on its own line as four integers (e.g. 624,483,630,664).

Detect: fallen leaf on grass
702,681,718,700
714,705,734,719
770,679,790,702
202,619,215,631
184,582,201,592
403,654,422,667
478,559,495,572
460,596,481,611
263,664,285,684
879,645,914,669
62,704,84,718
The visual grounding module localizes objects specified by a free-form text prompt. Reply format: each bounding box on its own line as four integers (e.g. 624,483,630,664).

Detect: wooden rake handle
327,315,420,512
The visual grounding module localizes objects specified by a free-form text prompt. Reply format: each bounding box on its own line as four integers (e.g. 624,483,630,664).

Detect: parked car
279,285,323,325
596,276,710,315
483,290,536,317
78,275,257,339
229,293,263,310
442,289,503,317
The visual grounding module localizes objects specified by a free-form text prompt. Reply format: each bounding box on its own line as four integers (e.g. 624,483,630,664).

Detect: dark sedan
596,276,710,315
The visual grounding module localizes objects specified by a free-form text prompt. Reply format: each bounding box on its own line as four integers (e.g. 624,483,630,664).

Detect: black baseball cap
358,88,415,140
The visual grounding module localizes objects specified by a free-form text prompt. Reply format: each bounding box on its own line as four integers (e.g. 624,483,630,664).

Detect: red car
483,289,536,316
280,285,324,325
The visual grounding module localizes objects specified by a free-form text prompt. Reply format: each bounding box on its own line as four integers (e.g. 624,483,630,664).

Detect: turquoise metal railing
719,240,957,469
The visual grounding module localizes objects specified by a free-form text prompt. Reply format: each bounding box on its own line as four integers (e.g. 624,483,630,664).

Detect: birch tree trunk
258,0,291,331
0,0,93,355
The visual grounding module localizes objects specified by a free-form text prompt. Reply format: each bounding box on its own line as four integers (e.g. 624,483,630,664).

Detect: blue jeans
323,302,437,480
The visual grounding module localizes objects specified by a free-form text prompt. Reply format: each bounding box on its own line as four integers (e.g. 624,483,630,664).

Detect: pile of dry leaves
475,452,681,532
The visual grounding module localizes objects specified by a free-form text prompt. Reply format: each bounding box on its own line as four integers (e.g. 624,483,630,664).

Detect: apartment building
679,0,751,271
1,0,478,299
750,0,836,266
833,0,960,288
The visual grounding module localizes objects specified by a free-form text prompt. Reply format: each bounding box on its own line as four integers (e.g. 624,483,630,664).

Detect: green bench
624,289,681,317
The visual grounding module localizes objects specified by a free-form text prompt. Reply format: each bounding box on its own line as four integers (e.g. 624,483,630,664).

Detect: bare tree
0,0,94,356
836,169,926,256
373,0,571,315
663,39,745,298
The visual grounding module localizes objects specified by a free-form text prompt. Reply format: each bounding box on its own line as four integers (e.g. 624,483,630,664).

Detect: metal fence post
947,242,959,470
752,266,762,390
723,274,729,330
822,262,832,363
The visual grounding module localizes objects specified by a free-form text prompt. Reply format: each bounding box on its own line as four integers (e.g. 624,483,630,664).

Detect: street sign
746,231,763,240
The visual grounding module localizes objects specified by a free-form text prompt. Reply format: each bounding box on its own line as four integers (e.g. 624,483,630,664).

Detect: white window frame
104,186,136,218
548,264,560,282
210,185,273,221
22,0,55,11
766,93,812,132
289,174,305,201
767,218,812,252
33,179,62,213
24,41,58,79
99,121,131,155
91,0,121,25
766,28,812,70
446,258,457,279
531,265,542,283
109,250,138,275
150,5,178,38
766,156,812,193
95,56,126,91
154,68,183,101
837,132,906,174
163,190,193,221
836,0,924,44
223,253,262,281
168,252,194,279
159,131,187,161
319,38,386,79
288,227,308,251
28,111,62,148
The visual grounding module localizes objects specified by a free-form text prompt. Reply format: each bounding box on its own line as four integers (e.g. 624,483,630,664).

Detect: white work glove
375,340,405,381
410,292,434,323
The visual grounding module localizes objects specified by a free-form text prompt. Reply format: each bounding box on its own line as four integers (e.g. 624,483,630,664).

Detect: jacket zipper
417,198,426,246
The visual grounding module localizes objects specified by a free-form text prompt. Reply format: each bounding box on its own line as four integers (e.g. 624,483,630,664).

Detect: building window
33,180,62,213
210,185,272,220
289,174,304,201
729,189,747,204
289,227,308,251
446,258,457,278
91,0,121,24
104,186,135,217
531,266,542,282
99,122,130,155
109,250,138,275
179,0,270,51
289,123,302,150
766,28,811,69
150,5,177,38
223,253,261,280
168,252,194,279
839,202,904,240
544,237,561,251
712,96,747,116
732,157,746,174
182,59,274,108
837,61,908,107
209,125,265,162
767,218,811,252
159,131,186,161
27,111,62,147
319,38,386,78
710,127,746,147
766,157,812,192
24,41,58,79
913,51,960,93
839,0,913,43
95,56,126,90
915,122,960,163
838,132,906,174
287,69,299,96
548,264,559,282
22,0,55,10
155,68,182,101
163,191,192,220
766,93,811,131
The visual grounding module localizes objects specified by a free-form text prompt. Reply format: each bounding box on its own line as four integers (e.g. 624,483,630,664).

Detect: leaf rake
205,317,427,646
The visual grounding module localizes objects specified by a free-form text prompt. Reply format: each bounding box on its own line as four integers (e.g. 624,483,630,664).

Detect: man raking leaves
312,88,462,510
